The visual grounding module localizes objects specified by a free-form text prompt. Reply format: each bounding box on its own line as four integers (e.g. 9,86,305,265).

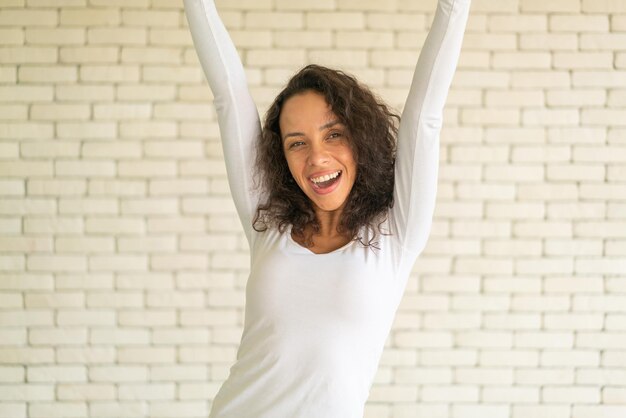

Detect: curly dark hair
252,64,399,249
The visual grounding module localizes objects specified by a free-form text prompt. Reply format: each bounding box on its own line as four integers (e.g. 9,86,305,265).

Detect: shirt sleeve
184,0,262,245
390,0,470,258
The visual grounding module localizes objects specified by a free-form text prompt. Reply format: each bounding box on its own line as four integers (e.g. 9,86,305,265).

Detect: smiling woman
253,65,397,251
183,0,471,416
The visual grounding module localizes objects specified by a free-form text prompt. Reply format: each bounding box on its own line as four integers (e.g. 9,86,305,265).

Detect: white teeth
311,171,340,184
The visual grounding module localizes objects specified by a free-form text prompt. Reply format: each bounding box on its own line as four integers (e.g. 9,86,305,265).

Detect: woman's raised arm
391,0,470,257
184,0,262,244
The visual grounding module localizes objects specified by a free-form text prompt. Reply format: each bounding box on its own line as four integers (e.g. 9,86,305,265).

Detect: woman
184,0,470,417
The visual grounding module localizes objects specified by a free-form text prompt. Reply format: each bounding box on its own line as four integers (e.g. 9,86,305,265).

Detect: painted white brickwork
1,0,625,417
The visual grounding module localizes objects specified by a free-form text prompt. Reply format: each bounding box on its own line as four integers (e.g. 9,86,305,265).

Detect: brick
584,0,626,12
461,108,519,125
483,387,539,403
151,365,207,382
0,104,27,120
549,92,607,110
0,123,54,139
0,347,54,366
0,142,18,160
89,255,148,272
151,254,209,271
247,49,306,67
118,161,176,178
29,106,89,126
0,294,22,309
0,236,52,253
116,85,176,101
80,65,140,82
488,15,547,32
521,0,581,12
483,239,542,256
118,383,175,400
121,198,177,215
149,29,192,46
306,12,365,29
27,366,86,383
122,10,178,27
462,0,516,12
118,347,175,364
122,46,181,63
116,273,174,293
58,236,116,253
581,184,626,200
493,52,551,69
0,179,23,197
0,10,57,26
117,237,176,253
118,310,176,327
422,386,479,403
25,28,85,45
602,386,626,404
451,404,509,418
142,65,203,82
543,387,600,403
479,350,539,367
515,368,574,385
455,258,514,275
60,47,118,63
456,184,516,201
56,347,115,364
485,166,545,183
549,127,605,144
56,85,115,102
57,310,115,326
82,142,142,160
521,33,579,51
0,86,53,102
484,314,541,330
60,9,120,26
367,13,425,31
87,28,147,45
0,28,24,45
543,352,600,368
19,66,78,83
455,367,513,385
0,254,24,270
0,384,54,401
0,198,56,216
0,67,16,84
27,179,85,196
89,366,148,383
513,406,570,418
524,109,579,126
516,332,574,349
395,331,453,348
0,366,24,383
55,161,115,177
84,218,144,234
485,90,544,107
485,127,545,144
57,384,116,401
89,179,147,197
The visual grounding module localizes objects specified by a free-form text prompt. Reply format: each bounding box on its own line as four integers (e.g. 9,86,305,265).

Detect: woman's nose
308,142,330,165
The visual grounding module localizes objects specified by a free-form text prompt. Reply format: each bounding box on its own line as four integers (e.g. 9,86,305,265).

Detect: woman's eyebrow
282,120,342,141
319,119,340,130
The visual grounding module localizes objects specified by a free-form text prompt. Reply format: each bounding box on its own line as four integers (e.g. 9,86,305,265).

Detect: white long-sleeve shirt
184,1,470,416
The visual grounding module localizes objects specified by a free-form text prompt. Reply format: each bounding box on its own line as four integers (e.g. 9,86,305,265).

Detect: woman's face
279,90,357,214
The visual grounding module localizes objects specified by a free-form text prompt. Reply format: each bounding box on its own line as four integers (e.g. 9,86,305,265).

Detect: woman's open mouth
309,170,342,195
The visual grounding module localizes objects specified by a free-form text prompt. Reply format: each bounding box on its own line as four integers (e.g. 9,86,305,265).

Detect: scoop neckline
286,225,355,255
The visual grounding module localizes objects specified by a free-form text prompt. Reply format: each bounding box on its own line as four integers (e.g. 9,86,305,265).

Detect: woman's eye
328,132,342,139
289,141,304,149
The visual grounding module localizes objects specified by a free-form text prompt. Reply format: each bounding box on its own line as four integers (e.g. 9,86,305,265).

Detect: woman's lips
309,171,342,195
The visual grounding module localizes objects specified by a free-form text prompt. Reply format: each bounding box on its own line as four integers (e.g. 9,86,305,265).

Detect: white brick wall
1,0,625,417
